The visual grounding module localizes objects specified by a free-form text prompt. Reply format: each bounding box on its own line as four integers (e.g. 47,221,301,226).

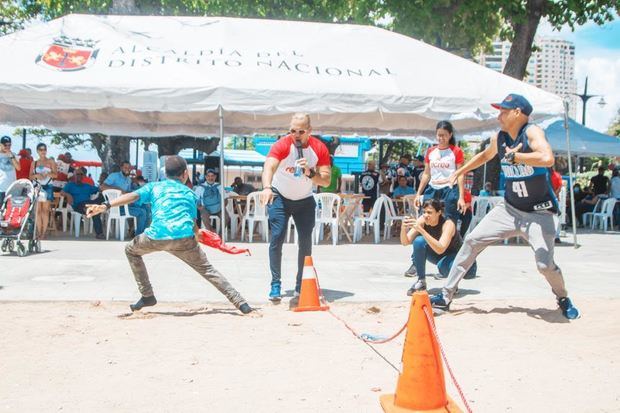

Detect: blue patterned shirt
134,179,197,240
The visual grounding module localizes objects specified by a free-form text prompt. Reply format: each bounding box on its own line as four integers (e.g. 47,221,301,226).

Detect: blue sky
538,17,620,133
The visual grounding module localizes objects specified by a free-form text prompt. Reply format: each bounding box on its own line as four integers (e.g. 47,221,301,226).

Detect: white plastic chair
591,198,616,231
55,195,70,232
69,207,94,238
467,197,492,235
353,197,384,243
286,216,298,244
382,195,406,240
224,193,240,241
313,193,341,246
241,191,269,242
103,189,136,241
582,198,603,227
557,185,567,236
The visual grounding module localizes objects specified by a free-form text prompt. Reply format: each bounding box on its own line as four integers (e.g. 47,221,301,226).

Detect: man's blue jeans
268,193,316,293
127,205,147,235
411,235,476,279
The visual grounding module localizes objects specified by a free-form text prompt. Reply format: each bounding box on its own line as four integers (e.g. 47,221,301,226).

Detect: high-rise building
476,37,577,117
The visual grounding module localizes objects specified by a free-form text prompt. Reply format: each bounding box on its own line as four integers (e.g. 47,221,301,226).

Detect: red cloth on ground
197,229,250,255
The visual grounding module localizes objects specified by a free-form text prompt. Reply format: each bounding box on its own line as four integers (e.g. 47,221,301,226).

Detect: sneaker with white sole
269,283,282,302
558,297,580,320
430,293,450,311
406,279,427,296
404,264,417,278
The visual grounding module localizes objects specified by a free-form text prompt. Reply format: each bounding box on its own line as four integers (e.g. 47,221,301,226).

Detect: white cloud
574,55,620,133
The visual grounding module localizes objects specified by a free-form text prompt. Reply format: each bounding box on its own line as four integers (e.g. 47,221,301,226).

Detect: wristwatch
307,169,317,179
505,151,516,164
103,201,111,210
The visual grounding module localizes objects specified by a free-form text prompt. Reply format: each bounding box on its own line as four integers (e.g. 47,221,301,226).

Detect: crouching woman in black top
400,198,476,295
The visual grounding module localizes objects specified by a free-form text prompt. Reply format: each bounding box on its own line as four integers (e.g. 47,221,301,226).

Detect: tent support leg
219,105,227,240
563,101,579,248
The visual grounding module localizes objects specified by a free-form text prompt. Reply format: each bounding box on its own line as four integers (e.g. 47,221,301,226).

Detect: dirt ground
1,298,619,413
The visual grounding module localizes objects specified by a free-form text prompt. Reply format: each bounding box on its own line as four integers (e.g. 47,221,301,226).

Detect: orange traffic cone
293,256,329,312
380,291,462,412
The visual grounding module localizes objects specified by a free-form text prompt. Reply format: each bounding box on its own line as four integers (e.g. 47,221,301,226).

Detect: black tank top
497,123,558,213
425,215,461,255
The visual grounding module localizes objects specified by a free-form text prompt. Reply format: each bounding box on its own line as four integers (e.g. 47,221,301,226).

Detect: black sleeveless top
497,123,558,213
425,215,461,255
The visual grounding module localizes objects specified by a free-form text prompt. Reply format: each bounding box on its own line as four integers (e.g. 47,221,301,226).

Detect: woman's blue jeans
411,235,476,280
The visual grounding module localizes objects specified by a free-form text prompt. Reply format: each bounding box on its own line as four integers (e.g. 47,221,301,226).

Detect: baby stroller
0,179,41,257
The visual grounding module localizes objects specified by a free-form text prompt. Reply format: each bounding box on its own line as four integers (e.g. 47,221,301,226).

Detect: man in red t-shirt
260,113,332,302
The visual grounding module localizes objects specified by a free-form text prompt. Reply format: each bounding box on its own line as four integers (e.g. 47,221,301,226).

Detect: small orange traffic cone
293,256,329,312
380,291,462,412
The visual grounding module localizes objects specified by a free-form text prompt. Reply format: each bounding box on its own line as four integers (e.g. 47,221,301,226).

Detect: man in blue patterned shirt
86,155,254,315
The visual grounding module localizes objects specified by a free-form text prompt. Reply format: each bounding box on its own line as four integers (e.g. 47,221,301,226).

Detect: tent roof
0,14,563,137
542,118,620,157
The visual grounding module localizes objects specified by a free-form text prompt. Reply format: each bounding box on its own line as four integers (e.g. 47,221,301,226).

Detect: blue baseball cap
491,94,533,116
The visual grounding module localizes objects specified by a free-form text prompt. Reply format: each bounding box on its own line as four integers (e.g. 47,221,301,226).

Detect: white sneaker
406,279,427,296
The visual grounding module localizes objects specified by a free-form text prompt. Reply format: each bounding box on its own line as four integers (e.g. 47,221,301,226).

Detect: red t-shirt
16,157,32,180
425,145,464,189
267,135,330,200
550,170,563,194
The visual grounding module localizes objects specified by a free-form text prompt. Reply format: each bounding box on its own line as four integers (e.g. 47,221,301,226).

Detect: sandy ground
1,298,619,413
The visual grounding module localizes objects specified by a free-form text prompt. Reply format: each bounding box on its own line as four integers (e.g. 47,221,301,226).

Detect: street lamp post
570,76,606,172
572,76,607,126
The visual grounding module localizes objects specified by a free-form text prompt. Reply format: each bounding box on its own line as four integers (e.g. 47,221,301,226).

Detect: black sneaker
239,303,253,314
129,295,157,312
430,294,450,311
406,279,427,296
404,264,417,278
558,297,580,320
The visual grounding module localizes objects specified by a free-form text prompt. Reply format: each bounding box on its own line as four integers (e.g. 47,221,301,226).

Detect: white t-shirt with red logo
425,145,464,189
268,135,330,200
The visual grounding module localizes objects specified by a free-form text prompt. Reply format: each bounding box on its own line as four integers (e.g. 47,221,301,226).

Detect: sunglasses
37,148,47,151
289,129,307,135
75,173,85,176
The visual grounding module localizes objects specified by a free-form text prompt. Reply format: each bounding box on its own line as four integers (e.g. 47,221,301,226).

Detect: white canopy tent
0,14,581,244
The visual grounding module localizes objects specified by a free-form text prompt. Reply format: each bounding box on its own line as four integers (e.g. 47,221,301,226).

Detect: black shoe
130,295,157,311
239,303,253,314
404,264,417,278
406,279,427,296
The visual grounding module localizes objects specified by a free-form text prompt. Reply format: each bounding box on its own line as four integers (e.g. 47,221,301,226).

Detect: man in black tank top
427,94,580,320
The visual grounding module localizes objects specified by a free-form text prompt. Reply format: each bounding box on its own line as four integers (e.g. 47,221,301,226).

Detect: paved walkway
1,232,618,304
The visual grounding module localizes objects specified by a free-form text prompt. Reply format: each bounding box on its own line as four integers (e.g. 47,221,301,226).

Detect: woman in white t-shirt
29,143,57,239
414,121,465,222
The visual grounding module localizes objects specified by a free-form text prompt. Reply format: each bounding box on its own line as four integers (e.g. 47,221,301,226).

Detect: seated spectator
60,169,105,239
231,176,256,196
610,168,620,199
101,160,147,236
392,175,415,198
78,167,95,186
51,153,74,193
575,189,601,227
589,166,609,196
400,198,476,291
478,181,495,197
194,169,221,231
97,171,108,187
379,163,393,196
16,148,32,180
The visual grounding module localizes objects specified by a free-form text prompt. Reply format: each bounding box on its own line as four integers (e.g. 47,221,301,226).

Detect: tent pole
219,105,227,240
482,162,487,187
563,101,579,248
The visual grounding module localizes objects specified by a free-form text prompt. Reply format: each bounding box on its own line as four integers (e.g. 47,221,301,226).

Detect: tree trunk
503,0,545,80
380,141,398,166
145,136,220,157
110,0,138,14
90,134,130,173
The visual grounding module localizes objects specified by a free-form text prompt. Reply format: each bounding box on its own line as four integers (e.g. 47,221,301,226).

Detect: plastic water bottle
294,163,303,177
